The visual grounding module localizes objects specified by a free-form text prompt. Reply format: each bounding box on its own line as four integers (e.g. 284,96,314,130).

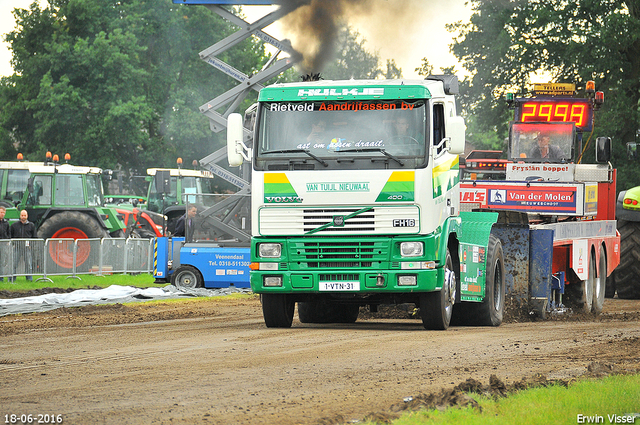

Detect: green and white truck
226,76,508,330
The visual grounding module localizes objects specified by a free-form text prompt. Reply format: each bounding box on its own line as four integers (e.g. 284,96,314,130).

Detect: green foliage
370,374,640,425
449,0,640,190
321,27,388,80
415,58,434,77
0,0,267,175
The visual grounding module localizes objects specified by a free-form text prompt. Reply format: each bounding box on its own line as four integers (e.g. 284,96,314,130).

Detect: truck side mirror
446,116,466,155
595,137,611,163
227,113,246,167
27,177,34,194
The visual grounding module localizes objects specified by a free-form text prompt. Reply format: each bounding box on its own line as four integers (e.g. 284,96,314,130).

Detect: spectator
10,209,37,282
174,205,197,240
0,206,10,282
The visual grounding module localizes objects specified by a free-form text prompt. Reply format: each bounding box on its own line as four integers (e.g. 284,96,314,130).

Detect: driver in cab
528,134,565,160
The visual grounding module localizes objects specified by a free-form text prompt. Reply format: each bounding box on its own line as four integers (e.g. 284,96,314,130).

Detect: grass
380,374,640,425
0,273,162,292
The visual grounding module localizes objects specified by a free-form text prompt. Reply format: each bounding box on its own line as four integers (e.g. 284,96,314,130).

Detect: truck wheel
298,301,326,323
614,219,640,299
261,294,294,328
337,304,360,323
0,201,12,208
37,211,108,269
592,246,606,315
171,265,203,289
420,248,456,330
476,234,505,326
568,252,595,313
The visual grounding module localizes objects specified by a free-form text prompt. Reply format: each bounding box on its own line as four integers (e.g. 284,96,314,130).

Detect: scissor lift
171,1,303,245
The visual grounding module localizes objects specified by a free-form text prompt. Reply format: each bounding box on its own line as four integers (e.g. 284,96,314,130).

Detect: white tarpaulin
0,285,251,316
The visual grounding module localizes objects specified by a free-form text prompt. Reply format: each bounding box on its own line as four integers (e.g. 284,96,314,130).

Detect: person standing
174,205,197,241
10,209,37,282
0,206,10,282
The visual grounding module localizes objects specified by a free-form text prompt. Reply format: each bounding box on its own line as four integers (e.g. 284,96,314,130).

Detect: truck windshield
509,122,575,163
255,99,428,170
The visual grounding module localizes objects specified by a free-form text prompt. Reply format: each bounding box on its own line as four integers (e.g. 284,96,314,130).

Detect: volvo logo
333,215,345,227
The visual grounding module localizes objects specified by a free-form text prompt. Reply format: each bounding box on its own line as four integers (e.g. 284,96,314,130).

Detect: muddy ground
0,293,639,425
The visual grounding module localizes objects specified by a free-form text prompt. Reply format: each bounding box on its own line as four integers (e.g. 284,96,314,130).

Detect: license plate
319,281,360,291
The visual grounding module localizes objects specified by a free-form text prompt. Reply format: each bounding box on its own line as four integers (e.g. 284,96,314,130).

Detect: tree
320,27,390,80
415,58,434,77
449,0,640,189
0,0,267,177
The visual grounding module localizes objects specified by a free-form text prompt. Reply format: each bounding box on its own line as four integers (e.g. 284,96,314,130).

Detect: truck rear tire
592,246,606,315
171,265,203,289
614,219,640,299
475,234,505,326
262,294,294,328
37,211,108,269
420,248,455,330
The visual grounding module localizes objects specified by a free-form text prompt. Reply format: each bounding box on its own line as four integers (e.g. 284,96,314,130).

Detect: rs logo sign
461,190,486,203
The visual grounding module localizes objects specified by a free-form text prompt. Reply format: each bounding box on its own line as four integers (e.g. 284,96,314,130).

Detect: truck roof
259,78,450,102
147,168,214,178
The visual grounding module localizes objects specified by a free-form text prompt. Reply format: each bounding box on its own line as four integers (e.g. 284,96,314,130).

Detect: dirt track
1,295,639,425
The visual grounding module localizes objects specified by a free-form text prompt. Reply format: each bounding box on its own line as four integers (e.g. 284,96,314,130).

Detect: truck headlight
400,242,423,257
258,243,282,258
264,276,283,287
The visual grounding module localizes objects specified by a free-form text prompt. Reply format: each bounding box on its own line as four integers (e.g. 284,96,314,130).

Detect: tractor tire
37,211,108,269
614,219,640,299
0,201,12,208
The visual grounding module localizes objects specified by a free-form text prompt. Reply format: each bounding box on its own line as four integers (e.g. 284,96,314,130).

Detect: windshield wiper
261,149,328,167
338,148,404,166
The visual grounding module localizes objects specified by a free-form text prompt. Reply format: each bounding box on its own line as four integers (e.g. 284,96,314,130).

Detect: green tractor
609,140,640,299
1,154,126,269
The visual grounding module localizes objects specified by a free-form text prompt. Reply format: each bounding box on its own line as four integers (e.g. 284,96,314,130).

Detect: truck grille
259,206,420,236
303,209,375,232
289,239,390,269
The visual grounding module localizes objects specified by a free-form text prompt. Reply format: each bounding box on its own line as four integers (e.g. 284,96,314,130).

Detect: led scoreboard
516,98,593,132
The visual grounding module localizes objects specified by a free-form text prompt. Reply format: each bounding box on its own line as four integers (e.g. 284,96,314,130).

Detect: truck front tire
262,294,295,328
420,248,456,330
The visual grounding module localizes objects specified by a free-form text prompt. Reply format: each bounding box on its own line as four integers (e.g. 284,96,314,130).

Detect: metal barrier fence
0,238,154,281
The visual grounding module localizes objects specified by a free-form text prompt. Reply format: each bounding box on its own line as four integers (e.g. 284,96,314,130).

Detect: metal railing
0,238,154,281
